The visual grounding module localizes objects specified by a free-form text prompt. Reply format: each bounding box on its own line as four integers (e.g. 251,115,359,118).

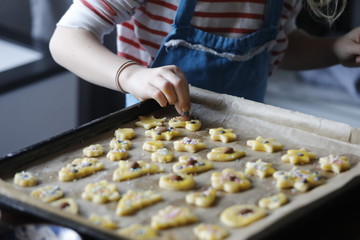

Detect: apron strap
263,0,284,28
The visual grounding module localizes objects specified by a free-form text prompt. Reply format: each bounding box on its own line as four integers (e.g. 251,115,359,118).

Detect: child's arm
50,26,190,114
279,27,360,70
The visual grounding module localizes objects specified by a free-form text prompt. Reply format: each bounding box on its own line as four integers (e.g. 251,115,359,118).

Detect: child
49,0,360,115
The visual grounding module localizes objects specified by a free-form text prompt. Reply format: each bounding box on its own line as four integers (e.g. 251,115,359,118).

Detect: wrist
115,61,141,93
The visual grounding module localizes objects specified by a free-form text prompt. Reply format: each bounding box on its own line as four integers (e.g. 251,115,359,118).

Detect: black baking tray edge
1,98,360,240
0,99,161,240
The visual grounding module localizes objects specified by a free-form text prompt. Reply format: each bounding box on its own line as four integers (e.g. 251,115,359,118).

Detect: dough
89,214,118,230
281,148,317,165
51,198,78,215
14,171,38,187
209,127,237,143
246,136,283,153
117,224,158,240
258,193,288,210
169,116,202,132
109,138,132,150
193,223,229,240
151,148,174,163
114,127,135,140
211,168,251,193
31,185,64,202
159,173,195,191
145,126,181,141
81,180,120,204
207,147,246,162
173,137,206,153
220,205,267,227
185,187,217,207
245,159,276,178
112,160,164,181
142,140,165,152
106,149,128,161
173,156,213,174
151,205,198,230
116,189,163,216
58,158,104,182
319,154,350,174
273,168,325,192
135,115,166,129
83,144,104,157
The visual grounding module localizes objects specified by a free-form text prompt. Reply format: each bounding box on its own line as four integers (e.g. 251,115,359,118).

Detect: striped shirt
58,0,302,74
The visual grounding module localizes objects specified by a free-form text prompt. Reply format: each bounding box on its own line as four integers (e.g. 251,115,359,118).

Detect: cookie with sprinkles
207,147,246,162
112,160,164,181
281,148,317,165
145,126,181,141
151,148,174,163
135,115,166,130
81,180,120,204
89,214,118,230
14,171,38,187
246,136,283,153
106,148,128,161
117,224,159,240
185,187,217,207
220,204,267,227
31,185,64,202
209,127,237,143
168,116,202,132
245,159,276,178
58,157,104,182
173,156,213,175
116,189,163,216
319,154,351,174
258,193,288,210
193,223,229,240
151,205,198,230
211,168,251,193
51,197,79,215
83,144,104,157
173,137,206,153
109,138,132,150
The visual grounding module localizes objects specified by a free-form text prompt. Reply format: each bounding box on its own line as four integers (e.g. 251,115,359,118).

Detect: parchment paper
1,86,360,240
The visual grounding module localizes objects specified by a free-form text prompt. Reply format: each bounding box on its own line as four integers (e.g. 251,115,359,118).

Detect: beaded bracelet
115,60,139,93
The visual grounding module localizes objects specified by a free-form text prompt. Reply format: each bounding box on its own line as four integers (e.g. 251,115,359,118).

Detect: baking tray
1,88,360,240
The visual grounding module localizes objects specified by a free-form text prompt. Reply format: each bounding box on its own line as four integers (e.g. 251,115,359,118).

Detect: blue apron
126,0,283,105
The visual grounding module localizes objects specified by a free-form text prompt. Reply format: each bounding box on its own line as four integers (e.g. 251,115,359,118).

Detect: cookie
31,185,64,202
211,168,251,193
273,168,325,192
169,116,202,132
207,147,246,162
83,144,104,157
209,128,237,143
58,158,104,182
319,154,350,174
159,173,195,191
135,115,166,129
89,214,118,230
246,136,283,153
143,140,165,152
173,156,213,175
51,198,78,215
14,171,38,187
220,205,267,227
106,148,128,161
151,148,174,163
185,187,217,207
117,224,158,240
281,148,317,165
174,137,206,153
193,223,229,240
113,160,164,181
258,193,288,210
110,138,132,150
81,180,120,204
116,189,163,216
114,127,136,140
145,126,181,141
245,159,276,178
151,205,198,230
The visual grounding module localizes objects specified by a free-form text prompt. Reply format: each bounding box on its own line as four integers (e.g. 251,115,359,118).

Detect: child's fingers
146,84,168,107
149,77,178,105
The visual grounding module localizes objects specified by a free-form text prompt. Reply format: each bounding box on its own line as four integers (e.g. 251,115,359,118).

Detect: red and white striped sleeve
57,0,144,41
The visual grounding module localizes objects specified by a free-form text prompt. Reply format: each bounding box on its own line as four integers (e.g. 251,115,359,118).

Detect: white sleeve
57,0,144,42
283,1,302,35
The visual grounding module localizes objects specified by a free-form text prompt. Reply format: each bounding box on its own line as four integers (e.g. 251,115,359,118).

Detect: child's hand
120,64,190,114
334,26,360,67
